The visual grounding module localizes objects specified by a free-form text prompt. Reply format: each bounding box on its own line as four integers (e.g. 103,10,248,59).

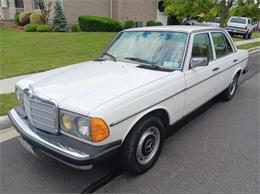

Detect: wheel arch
121,107,170,143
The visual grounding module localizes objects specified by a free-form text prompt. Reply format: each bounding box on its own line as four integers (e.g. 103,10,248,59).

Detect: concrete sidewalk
235,38,260,46
0,74,34,94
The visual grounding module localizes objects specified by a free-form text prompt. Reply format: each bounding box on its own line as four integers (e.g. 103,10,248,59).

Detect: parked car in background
9,26,249,174
226,16,254,39
204,17,220,27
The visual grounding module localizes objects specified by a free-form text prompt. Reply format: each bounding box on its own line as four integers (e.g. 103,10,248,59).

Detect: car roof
124,25,221,33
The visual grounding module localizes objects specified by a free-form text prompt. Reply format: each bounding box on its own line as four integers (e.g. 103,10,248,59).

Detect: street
0,53,259,193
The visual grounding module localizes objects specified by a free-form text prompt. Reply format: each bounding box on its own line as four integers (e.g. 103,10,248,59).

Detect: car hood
18,60,171,115
227,22,246,29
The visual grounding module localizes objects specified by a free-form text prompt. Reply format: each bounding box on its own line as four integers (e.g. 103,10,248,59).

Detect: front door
184,32,219,115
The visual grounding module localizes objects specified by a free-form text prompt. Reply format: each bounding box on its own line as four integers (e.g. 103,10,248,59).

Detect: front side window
211,32,233,58
191,33,213,62
102,31,188,69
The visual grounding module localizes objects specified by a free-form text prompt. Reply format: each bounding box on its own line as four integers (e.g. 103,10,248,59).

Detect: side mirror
190,57,208,68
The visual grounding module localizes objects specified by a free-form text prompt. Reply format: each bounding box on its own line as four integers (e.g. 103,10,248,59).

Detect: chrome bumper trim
9,109,90,160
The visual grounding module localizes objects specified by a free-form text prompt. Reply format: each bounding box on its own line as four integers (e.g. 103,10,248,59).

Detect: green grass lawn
0,93,18,116
0,27,116,79
232,32,260,42
237,41,260,49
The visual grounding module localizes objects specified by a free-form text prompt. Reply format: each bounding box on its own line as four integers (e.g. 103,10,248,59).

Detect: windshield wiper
102,52,117,62
124,57,159,68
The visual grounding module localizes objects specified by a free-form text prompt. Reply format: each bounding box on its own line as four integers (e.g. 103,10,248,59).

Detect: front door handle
233,59,238,63
212,67,220,72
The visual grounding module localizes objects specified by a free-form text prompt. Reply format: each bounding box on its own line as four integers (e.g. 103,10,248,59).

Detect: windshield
230,18,246,24
102,31,188,69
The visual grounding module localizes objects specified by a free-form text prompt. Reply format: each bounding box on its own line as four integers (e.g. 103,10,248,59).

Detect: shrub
78,16,123,32
19,12,31,26
52,1,68,32
37,24,52,32
14,13,20,25
24,24,39,32
70,24,80,32
155,21,163,26
146,20,156,26
124,20,135,29
30,12,43,24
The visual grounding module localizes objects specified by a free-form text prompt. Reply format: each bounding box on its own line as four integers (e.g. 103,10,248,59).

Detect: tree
52,0,68,32
230,0,260,21
37,0,53,24
163,0,235,27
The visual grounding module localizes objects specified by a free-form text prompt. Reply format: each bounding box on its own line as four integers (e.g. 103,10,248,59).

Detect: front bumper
8,107,121,170
226,27,247,35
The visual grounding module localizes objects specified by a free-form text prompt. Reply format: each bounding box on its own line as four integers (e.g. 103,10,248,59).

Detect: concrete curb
0,47,259,131
0,115,12,130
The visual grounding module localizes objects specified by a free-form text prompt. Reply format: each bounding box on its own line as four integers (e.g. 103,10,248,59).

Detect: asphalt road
0,53,259,193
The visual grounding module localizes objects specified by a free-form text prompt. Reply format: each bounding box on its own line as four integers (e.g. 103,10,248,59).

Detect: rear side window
223,34,233,53
192,33,213,62
211,32,233,58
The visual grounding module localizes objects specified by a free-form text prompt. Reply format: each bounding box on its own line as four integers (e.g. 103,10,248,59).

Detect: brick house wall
1,0,160,25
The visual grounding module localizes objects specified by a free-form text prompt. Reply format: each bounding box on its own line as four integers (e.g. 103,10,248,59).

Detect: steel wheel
229,76,237,96
136,127,160,165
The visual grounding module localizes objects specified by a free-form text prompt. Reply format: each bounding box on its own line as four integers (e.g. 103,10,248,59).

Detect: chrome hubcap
229,77,237,96
136,127,160,165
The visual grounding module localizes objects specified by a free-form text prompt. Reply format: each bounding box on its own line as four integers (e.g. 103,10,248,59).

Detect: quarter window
192,33,213,62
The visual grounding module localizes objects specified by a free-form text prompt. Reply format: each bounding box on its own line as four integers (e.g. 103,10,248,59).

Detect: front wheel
120,116,165,174
222,74,238,101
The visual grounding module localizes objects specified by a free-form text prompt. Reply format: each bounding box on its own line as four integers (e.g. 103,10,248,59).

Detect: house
0,0,168,25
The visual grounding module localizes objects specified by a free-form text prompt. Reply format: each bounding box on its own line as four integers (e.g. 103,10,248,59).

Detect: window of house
14,0,24,8
192,33,213,62
1,0,9,8
158,1,165,12
32,0,39,10
211,32,233,58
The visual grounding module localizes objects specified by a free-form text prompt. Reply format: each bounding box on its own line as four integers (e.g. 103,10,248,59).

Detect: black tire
248,32,252,39
243,33,247,39
222,74,238,101
120,116,165,174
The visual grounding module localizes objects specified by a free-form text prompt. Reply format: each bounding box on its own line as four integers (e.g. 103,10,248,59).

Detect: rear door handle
233,59,238,63
212,67,220,72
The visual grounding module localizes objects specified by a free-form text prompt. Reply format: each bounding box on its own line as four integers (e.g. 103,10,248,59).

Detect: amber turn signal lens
90,118,110,142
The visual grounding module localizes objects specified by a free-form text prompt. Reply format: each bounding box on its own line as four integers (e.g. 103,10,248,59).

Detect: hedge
146,20,163,26
37,24,52,32
124,20,135,29
24,24,39,32
78,16,123,32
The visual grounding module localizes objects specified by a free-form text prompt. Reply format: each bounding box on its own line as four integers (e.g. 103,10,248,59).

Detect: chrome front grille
23,92,58,134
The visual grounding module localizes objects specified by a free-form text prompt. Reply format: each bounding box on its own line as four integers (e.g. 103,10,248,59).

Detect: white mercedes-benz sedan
9,26,249,173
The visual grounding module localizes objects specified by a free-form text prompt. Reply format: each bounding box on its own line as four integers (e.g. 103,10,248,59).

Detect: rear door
210,31,238,93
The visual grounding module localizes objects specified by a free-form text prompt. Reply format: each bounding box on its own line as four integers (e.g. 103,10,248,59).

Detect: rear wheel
120,116,165,174
222,74,238,101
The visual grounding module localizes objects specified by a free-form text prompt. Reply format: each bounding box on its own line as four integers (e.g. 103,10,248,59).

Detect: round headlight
77,118,90,138
61,114,73,131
